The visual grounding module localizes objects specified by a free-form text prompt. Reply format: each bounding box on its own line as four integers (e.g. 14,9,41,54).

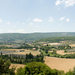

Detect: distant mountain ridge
0,32,75,42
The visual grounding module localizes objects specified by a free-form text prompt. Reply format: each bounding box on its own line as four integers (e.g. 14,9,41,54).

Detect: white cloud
7,22,10,24
55,0,61,6
60,17,65,20
33,18,43,22
8,29,25,33
29,23,33,25
65,0,75,7
17,22,19,23
0,19,2,23
8,30,14,33
66,18,70,22
17,29,25,33
55,0,75,7
49,17,53,22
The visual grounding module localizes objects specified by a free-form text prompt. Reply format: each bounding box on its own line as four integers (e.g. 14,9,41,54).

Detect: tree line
0,52,44,64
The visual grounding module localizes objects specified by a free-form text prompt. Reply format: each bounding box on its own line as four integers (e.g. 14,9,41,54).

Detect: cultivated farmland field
10,64,25,72
3,49,24,51
70,44,75,47
45,56,75,72
57,50,75,55
11,50,40,55
1,49,40,56
49,50,75,55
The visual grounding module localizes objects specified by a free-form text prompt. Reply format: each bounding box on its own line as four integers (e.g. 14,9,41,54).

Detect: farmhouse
16,50,25,52
32,48,36,50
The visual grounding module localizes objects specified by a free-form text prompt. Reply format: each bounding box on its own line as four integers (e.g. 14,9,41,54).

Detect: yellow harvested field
3,49,25,51
57,50,75,55
48,43,62,45
45,56,75,72
10,64,25,72
70,44,75,47
12,50,40,55
49,50,75,55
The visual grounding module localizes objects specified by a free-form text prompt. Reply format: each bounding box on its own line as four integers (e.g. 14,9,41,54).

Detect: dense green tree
1,52,2,56
16,62,57,75
0,58,15,75
53,50,57,54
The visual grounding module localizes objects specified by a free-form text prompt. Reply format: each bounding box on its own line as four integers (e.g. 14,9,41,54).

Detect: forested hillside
0,32,75,42
36,36,75,43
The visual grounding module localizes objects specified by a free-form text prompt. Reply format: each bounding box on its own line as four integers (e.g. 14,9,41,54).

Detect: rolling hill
0,32,75,42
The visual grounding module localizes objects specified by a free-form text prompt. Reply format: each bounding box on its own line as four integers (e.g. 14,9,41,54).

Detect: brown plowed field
45,56,75,72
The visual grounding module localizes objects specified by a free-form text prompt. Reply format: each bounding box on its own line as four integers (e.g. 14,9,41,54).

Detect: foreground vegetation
1,58,75,75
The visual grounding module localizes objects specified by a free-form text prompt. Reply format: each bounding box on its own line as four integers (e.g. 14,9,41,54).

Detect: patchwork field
45,56,75,72
12,50,40,55
1,49,40,56
49,50,75,55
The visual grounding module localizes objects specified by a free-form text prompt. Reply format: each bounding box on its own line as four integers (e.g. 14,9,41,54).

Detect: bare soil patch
45,56,75,72
10,64,25,72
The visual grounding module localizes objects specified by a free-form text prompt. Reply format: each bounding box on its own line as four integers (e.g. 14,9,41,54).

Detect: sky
0,0,75,33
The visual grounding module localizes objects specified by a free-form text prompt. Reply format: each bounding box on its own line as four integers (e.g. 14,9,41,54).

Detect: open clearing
45,56,75,72
10,64,25,72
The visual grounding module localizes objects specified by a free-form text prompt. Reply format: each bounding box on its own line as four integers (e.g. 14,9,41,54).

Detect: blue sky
0,0,75,33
